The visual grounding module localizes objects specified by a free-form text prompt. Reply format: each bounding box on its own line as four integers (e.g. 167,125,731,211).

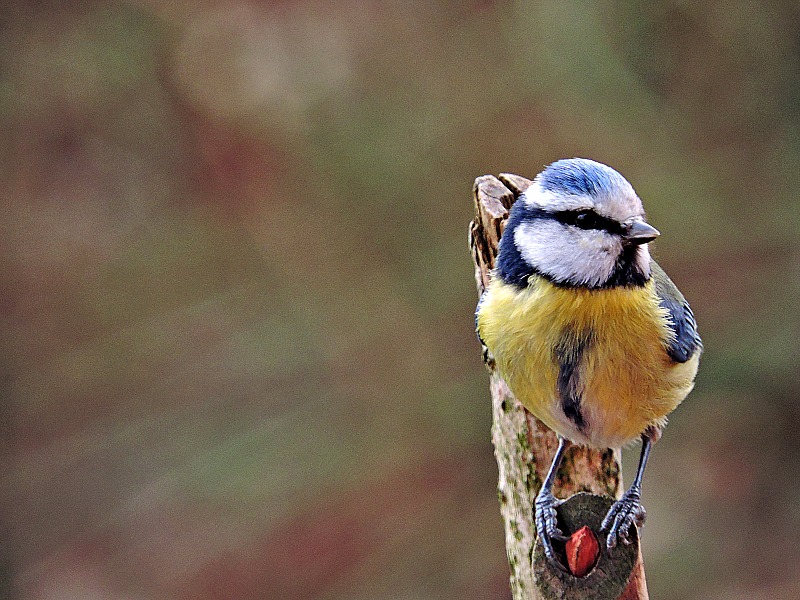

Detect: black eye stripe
515,206,625,235
555,210,624,234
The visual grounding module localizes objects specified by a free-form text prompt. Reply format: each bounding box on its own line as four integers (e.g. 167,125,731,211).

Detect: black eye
573,210,601,230
555,209,624,234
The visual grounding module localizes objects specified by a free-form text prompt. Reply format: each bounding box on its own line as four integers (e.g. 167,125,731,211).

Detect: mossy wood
469,174,649,600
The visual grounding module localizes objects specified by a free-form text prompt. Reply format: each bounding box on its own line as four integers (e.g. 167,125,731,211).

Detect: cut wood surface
469,174,649,600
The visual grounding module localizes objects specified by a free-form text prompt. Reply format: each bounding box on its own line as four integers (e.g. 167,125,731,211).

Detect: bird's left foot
600,489,646,551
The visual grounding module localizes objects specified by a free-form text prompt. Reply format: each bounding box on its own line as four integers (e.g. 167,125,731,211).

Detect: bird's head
497,158,659,289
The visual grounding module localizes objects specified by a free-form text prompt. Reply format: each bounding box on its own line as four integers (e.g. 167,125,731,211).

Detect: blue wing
651,262,702,363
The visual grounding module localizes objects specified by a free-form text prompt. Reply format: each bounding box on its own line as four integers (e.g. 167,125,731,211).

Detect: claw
601,490,646,551
534,492,568,570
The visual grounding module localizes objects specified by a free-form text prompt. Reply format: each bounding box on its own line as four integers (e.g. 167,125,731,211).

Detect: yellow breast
477,275,699,448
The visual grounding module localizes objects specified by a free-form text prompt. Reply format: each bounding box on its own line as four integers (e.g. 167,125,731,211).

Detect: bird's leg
601,430,654,551
534,436,570,568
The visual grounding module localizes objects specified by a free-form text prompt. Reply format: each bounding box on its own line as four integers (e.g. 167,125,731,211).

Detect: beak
623,220,660,245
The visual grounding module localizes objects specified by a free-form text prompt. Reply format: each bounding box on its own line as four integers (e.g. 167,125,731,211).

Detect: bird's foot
534,491,569,569
600,489,646,551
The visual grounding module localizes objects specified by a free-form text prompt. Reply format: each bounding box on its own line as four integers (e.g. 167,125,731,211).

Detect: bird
475,158,702,567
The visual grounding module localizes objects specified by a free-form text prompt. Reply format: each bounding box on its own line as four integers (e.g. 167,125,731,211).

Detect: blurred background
2,1,799,599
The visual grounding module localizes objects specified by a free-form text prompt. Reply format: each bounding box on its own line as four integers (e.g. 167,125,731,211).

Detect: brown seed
565,525,600,577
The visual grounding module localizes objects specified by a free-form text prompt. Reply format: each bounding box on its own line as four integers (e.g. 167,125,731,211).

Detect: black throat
604,244,651,288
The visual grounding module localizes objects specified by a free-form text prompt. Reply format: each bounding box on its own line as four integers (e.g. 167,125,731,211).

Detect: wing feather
651,262,702,363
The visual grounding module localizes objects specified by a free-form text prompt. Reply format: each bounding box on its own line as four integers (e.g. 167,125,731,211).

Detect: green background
2,1,799,598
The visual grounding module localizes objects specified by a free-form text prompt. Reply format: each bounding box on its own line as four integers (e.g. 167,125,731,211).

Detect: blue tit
475,158,702,566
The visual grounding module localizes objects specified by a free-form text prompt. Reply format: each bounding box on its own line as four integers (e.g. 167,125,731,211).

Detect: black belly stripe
554,329,593,432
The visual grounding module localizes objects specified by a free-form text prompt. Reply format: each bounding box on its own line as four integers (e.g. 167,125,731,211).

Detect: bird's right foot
534,491,568,569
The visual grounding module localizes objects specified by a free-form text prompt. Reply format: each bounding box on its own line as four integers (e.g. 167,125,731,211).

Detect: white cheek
635,245,652,278
514,221,620,287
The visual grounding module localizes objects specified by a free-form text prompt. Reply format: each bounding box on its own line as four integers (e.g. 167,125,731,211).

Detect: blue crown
537,158,629,198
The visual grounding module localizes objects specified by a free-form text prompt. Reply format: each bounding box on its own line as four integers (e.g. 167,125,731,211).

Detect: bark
469,174,649,600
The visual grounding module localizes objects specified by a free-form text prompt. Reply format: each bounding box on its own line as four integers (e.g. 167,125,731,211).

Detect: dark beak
624,220,660,245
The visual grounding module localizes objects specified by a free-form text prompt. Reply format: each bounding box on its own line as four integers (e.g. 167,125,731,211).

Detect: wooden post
469,174,649,600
